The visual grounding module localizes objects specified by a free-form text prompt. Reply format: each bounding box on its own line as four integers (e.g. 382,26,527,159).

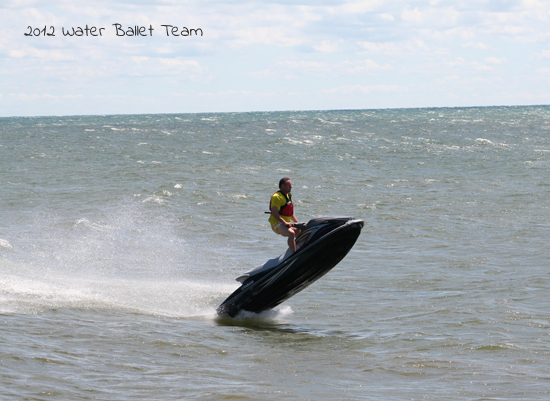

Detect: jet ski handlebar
291,222,307,230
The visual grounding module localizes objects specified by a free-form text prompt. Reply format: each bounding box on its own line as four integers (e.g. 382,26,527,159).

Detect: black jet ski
217,216,364,317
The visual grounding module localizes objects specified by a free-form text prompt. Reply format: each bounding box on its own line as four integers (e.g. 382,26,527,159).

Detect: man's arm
271,206,293,226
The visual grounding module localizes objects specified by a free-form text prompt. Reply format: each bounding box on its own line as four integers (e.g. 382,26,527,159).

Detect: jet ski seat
236,248,293,283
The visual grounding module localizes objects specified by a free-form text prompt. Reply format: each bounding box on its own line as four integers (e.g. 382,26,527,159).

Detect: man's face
281,180,292,194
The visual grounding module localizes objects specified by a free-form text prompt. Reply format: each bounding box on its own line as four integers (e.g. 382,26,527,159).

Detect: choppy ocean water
1,106,549,400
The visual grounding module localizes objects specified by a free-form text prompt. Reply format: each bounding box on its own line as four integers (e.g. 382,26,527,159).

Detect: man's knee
279,227,296,240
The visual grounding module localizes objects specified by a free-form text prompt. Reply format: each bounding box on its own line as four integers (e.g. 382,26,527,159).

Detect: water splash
0,202,238,317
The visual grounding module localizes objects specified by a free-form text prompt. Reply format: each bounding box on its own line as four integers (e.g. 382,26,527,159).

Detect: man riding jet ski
217,216,364,317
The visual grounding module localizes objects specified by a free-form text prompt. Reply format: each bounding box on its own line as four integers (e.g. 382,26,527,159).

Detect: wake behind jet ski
217,216,363,317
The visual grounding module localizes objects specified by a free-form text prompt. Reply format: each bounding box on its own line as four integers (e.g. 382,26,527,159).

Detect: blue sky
1,0,549,117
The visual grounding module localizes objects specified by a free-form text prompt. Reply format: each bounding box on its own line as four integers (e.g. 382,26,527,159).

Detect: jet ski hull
217,217,363,317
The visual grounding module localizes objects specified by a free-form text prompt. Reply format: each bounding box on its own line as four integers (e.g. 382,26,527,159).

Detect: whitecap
74,218,119,232
229,305,294,322
143,195,164,204
0,239,13,249
476,138,495,145
316,118,342,125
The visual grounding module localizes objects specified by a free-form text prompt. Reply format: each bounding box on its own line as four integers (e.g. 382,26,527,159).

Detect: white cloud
229,26,304,48
401,7,425,24
7,47,76,61
401,5,461,27
358,40,430,55
128,56,209,80
336,1,385,14
522,0,546,8
533,50,550,59
321,84,400,95
313,40,340,53
358,41,400,54
196,90,255,99
377,13,395,22
515,92,550,100
431,27,476,41
470,61,493,71
250,58,390,80
464,42,490,49
446,57,466,67
11,93,84,101
436,75,460,84
485,56,505,64
342,59,391,73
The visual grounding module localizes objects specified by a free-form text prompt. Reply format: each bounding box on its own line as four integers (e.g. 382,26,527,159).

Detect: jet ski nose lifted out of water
217,216,364,317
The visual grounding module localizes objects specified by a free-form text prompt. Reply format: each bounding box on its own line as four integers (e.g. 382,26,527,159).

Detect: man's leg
278,224,297,253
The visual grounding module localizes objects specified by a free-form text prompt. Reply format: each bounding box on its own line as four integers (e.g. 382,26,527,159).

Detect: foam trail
235,305,294,320
0,201,245,317
0,267,238,317
215,305,295,326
